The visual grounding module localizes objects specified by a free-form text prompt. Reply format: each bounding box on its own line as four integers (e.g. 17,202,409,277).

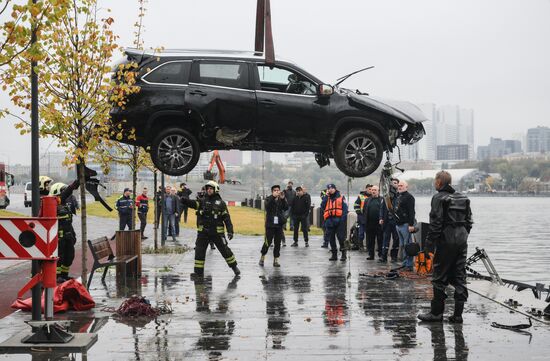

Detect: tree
100,0,153,229
2,0,132,286
0,0,69,67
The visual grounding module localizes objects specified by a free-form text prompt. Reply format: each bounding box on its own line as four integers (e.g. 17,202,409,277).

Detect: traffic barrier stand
0,196,73,343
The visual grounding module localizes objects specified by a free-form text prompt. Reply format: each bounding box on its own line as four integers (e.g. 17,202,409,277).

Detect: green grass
86,195,324,237
0,209,24,217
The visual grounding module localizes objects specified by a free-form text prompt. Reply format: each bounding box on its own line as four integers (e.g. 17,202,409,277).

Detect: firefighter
180,181,240,277
320,184,348,261
418,171,473,323
50,181,79,282
39,175,54,196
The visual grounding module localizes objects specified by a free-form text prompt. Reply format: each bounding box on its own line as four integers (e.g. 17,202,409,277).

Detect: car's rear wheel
334,129,383,177
151,127,200,176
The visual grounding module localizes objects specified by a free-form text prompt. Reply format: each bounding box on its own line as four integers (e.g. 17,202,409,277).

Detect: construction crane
204,150,226,184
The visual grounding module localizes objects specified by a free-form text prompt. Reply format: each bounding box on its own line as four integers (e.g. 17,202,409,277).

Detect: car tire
334,128,383,177
151,127,200,176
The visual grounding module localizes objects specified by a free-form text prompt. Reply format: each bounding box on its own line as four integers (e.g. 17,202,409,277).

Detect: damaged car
110,49,426,177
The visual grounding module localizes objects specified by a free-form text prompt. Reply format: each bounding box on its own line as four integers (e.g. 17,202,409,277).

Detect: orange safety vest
324,196,343,220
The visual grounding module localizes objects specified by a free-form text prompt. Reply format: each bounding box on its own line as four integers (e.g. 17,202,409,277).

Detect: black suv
110,49,425,177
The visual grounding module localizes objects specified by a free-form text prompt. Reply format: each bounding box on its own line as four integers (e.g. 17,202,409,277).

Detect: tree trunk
78,159,88,288
131,146,138,230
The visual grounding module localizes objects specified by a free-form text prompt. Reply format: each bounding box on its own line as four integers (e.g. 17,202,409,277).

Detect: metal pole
160,173,165,246
153,171,158,251
30,0,41,322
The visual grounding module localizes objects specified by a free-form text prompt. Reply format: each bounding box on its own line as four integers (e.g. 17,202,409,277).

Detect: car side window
194,61,249,89
143,61,190,85
257,65,317,95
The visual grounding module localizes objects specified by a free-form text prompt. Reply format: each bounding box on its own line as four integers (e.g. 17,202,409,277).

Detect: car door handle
190,90,207,96
260,99,276,107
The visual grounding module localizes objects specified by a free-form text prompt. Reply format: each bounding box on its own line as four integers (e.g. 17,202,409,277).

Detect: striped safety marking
225,201,243,207
0,218,58,260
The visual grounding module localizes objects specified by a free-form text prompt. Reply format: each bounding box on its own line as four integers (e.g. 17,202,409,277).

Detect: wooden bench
87,236,138,290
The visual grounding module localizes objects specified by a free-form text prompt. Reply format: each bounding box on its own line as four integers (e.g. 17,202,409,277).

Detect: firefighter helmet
49,182,68,197
39,176,53,193
204,180,220,193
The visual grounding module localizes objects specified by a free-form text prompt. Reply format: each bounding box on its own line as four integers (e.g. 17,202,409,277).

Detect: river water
414,196,550,286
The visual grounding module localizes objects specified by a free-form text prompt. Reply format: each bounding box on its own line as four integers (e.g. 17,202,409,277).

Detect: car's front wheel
334,129,383,177
151,127,200,176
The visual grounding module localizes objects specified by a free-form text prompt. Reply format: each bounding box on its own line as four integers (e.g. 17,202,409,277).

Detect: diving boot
273,258,281,267
449,302,465,324
329,250,338,261
231,265,241,276
259,255,265,267
340,250,347,261
418,300,444,322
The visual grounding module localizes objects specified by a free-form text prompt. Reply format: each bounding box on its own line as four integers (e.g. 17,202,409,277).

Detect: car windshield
26,183,32,191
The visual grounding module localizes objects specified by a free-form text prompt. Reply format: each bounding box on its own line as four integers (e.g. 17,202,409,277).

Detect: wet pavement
1,232,550,360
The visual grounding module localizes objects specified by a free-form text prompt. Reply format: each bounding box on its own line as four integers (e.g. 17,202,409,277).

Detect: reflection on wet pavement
0,234,549,361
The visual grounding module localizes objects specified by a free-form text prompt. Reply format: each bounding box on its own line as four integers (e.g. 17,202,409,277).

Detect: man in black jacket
290,186,311,247
418,171,473,323
394,180,416,271
379,178,400,262
180,181,240,277
259,185,288,267
178,182,193,223
283,181,296,231
364,186,383,260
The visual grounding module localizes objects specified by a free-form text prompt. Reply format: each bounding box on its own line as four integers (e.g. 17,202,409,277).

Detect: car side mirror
318,84,334,97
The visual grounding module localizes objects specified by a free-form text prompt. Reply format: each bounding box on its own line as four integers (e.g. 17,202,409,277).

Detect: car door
254,63,331,149
187,60,257,141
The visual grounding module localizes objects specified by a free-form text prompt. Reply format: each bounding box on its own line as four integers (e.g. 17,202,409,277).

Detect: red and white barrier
0,218,57,260
226,201,243,207
0,196,59,319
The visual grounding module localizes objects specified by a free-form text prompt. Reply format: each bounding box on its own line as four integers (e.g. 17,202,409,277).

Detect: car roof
125,47,293,63
124,48,324,84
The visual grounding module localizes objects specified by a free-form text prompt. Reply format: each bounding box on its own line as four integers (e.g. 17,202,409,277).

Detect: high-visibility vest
324,196,343,220
359,194,368,211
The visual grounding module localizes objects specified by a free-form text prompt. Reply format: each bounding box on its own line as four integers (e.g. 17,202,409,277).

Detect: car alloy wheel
151,127,200,176
344,136,377,172
334,128,383,177
158,134,194,171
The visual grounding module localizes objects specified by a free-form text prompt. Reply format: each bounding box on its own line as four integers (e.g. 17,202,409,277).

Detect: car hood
345,91,428,124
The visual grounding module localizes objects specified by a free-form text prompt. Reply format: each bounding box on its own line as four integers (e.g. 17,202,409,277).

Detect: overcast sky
1,0,549,164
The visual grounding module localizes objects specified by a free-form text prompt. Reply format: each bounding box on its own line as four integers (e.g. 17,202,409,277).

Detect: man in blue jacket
116,188,134,231
320,184,348,261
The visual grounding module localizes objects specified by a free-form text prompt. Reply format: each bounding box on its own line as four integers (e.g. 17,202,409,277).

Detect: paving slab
0,234,549,360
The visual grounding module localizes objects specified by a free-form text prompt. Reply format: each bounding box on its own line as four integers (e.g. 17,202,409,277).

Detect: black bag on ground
404,242,420,257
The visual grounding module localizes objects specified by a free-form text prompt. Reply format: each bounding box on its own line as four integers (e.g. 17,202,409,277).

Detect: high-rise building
403,103,436,161
476,138,521,160
436,144,470,161
526,126,550,153
435,105,475,160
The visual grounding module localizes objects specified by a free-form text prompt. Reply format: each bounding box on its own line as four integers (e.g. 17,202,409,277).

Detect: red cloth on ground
11,279,95,313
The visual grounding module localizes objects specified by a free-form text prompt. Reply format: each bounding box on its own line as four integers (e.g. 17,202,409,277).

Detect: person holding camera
394,180,416,271
259,185,288,267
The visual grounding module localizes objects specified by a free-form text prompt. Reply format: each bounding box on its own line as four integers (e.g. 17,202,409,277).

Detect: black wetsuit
426,184,473,308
